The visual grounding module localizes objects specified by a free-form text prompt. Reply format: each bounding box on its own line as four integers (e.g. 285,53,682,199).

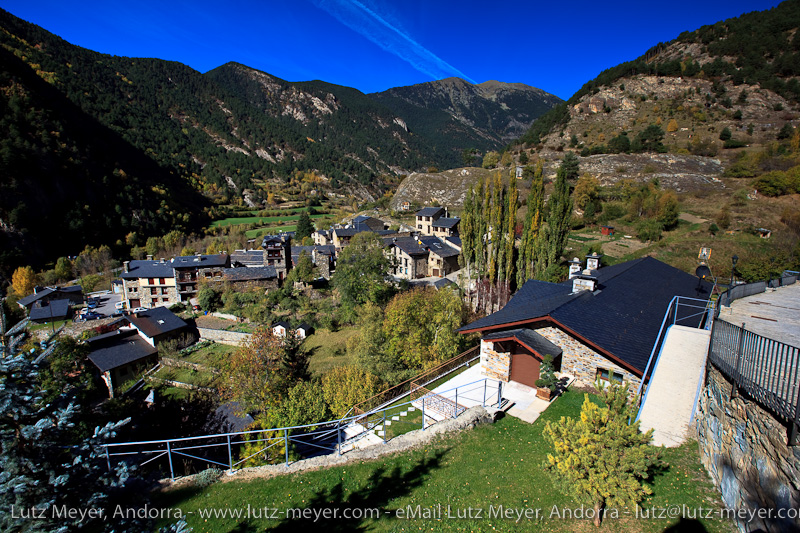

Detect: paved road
87,291,123,318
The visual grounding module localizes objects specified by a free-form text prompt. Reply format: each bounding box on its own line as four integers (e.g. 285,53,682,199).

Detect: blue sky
0,0,783,99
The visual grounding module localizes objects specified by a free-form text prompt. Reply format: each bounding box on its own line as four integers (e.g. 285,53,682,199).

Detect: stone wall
480,340,510,382
197,327,251,346
695,365,800,533
535,326,641,390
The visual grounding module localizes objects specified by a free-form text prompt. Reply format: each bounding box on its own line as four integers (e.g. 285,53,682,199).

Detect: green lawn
153,366,219,389
155,390,731,532
304,326,361,376
28,319,69,332
211,214,327,229
177,342,235,368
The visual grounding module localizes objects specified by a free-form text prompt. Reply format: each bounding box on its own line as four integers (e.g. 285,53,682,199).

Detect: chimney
444,206,448,218
572,269,597,293
160,258,165,263
586,252,603,271
146,254,153,261
123,261,130,273
568,257,582,279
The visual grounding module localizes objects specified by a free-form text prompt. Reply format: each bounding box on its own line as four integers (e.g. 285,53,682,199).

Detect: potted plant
535,354,558,401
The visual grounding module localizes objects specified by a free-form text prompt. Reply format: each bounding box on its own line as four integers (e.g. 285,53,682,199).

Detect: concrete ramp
638,325,711,447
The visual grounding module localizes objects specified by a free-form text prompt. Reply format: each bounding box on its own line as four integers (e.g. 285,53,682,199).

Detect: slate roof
460,257,712,374
273,321,291,329
422,236,460,258
262,235,291,246
390,237,429,256
223,266,277,281
431,217,460,229
29,299,70,322
483,328,563,358
352,215,388,232
333,227,361,238
18,286,83,307
120,260,175,279
126,307,188,339
446,236,462,248
86,329,158,373
171,253,230,269
230,250,264,267
415,207,445,217
291,245,336,264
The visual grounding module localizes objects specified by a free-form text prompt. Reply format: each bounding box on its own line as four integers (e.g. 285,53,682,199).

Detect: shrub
535,355,559,393
194,468,223,488
723,138,747,149
636,219,663,242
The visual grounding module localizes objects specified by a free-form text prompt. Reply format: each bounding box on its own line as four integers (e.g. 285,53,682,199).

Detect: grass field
210,214,327,229
304,326,361,376
155,389,730,532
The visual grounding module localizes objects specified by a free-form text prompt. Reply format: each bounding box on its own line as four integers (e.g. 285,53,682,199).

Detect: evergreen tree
295,211,315,240
543,383,662,527
0,301,149,532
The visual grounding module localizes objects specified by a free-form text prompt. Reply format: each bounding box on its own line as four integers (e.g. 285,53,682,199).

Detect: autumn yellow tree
11,266,37,298
321,366,382,418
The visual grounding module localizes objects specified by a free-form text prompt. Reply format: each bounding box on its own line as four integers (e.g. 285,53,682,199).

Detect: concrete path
638,325,711,447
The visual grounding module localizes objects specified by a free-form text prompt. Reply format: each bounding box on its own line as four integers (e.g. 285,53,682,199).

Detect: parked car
81,311,102,321
86,300,98,309
131,307,147,313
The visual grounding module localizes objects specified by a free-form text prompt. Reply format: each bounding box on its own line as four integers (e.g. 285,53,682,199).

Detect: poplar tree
488,172,504,283
536,157,574,280
459,186,475,276
517,161,544,287
504,175,518,290
543,383,662,527
474,178,487,276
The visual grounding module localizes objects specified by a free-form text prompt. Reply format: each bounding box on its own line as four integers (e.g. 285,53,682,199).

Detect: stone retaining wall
197,327,251,346
695,365,800,533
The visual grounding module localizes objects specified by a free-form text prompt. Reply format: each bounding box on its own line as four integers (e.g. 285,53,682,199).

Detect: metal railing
635,295,713,403
101,377,501,480
707,319,800,444
350,345,479,418
715,273,798,314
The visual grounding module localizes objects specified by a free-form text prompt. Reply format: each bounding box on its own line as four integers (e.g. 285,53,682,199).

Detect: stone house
222,266,280,290
261,234,292,280
291,245,336,280
385,235,461,279
171,252,230,302
17,285,84,311
414,207,460,237
120,258,179,309
86,307,191,397
459,257,712,391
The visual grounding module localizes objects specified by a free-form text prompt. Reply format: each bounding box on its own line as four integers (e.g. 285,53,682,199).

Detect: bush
636,219,663,242
194,467,223,487
723,138,747,149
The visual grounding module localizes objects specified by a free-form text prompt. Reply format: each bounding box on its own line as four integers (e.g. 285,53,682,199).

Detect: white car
131,307,148,313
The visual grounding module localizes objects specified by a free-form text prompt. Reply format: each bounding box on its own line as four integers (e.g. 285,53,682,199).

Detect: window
159,278,165,284
148,278,154,285
596,367,624,383
161,288,168,295
150,288,157,295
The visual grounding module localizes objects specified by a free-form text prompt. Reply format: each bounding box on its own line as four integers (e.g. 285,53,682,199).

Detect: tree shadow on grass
265,448,450,532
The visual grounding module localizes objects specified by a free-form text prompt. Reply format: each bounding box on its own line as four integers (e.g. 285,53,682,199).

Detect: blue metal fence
102,377,502,480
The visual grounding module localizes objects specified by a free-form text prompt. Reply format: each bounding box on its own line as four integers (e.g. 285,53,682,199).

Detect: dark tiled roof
223,266,277,281
422,236,460,258
433,278,455,289
18,288,55,307
415,207,445,217
171,253,230,268
120,260,175,279
460,257,712,374
431,217,460,229
446,236,462,248
273,321,291,329
262,235,291,246
483,328,563,358
297,323,313,332
126,307,188,339
391,237,429,256
18,286,83,307
29,299,70,321
333,227,361,237
230,250,264,266
87,329,158,372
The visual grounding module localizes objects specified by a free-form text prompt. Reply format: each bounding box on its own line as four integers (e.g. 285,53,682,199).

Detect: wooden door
510,351,540,388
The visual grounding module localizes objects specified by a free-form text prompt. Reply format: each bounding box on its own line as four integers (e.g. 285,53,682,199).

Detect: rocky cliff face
372,77,562,166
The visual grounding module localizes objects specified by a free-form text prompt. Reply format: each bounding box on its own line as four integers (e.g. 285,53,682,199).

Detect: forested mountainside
371,77,562,166
0,44,207,274
516,0,800,154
